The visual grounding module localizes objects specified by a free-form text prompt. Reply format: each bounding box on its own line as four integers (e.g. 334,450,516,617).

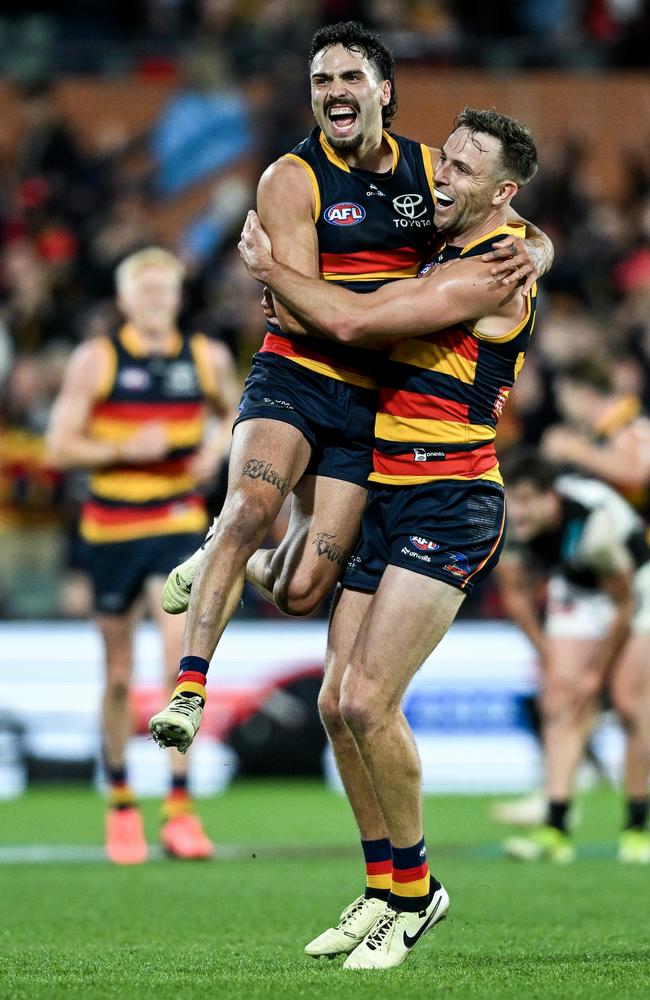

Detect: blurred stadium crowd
1,0,650,618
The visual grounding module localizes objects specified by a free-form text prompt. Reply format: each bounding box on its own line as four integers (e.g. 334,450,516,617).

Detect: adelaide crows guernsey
371,224,537,486
261,126,436,390
80,324,217,543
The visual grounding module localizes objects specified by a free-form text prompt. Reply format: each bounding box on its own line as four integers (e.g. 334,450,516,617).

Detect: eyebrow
311,68,366,81
440,145,476,174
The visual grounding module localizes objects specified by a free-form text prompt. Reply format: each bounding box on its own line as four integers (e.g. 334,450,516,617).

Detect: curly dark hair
454,108,538,186
308,21,397,127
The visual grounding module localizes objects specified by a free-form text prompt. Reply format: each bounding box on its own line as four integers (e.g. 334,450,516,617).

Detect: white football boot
343,884,450,970
162,517,217,613
304,895,388,958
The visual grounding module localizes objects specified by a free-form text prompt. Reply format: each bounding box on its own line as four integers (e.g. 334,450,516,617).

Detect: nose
328,75,349,100
434,160,450,186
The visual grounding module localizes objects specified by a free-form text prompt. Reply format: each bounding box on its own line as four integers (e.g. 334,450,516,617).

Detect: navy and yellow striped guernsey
371,224,537,486
80,324,218,543
261,126,436,389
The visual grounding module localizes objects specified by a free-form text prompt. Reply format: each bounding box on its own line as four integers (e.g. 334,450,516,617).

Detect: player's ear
492,180,518,208
380,79,391,108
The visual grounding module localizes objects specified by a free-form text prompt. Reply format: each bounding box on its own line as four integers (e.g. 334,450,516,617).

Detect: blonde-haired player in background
47,247,240,863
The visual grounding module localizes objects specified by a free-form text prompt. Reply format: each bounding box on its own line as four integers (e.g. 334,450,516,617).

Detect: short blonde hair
115,247,185,294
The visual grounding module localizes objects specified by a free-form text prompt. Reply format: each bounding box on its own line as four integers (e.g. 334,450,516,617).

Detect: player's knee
318,686,344,734
274,569,330,617
339,687,379,738
219,493,276,555
105,673,130,703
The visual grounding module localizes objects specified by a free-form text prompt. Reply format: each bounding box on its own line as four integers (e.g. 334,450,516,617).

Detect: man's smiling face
433,126,513,238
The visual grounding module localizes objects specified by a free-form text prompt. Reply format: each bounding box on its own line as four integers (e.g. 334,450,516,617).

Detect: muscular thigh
222,417,312,519
544,637,601,692
272,474,367,594
609,632,650,708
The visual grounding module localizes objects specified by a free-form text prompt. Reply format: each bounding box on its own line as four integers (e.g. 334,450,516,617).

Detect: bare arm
239,210,526,347
495,554,547,660
46,339,168,469
543,423,650,490
256,157,320,336
188,340,242,484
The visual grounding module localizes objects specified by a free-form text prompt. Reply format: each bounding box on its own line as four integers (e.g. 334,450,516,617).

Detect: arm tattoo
312,531,348,566
242,458,289,497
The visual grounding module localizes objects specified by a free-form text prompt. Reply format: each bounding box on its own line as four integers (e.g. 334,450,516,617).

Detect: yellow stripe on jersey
89,469,198,503
90,415,204,450
389,339,477,384
467,288,535,345
285,354,378,390
190,333,220,405
421,145,436,199
375,413,495,444
95,338,118,401
282,153,321,222
460,223,526,257
322,267,420,282
80,506,207,544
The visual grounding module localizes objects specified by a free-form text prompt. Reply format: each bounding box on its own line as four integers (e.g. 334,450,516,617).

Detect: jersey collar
119,323,183,358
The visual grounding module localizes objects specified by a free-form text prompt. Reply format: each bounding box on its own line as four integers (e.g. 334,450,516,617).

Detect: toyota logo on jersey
393,194,427,219
324,202,366,226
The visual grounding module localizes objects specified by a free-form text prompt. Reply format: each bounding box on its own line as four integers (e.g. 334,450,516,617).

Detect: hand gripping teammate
149,24,552,753
238,108,543,968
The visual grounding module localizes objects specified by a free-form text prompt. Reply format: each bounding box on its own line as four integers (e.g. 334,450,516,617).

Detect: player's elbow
328,312,370,345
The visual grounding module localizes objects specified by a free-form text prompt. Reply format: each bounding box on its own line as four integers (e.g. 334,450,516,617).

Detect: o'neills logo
324,202,366,226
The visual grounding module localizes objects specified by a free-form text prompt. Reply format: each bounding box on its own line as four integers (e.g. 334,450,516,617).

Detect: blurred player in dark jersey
47,248,240,863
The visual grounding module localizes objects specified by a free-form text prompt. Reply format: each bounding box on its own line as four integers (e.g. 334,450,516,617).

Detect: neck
447,207,510,249
129,321,175,351
339,125,392,172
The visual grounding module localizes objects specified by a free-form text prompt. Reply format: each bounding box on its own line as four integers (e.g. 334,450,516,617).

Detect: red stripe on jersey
418,326,479,363
82,496,204,526
319,246,421,275
379,387,469,423
391,863,429,883
366,860,393,876
117,456,193,476
93,401,203,422
261,332,362,371
372,443,498,479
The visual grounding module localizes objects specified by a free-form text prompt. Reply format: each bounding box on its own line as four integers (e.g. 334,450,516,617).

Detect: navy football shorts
342,479,506,595
234,353,377,488
83,531,205,615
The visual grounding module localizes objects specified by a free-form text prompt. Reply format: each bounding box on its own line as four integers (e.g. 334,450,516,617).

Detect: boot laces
170,694,204,718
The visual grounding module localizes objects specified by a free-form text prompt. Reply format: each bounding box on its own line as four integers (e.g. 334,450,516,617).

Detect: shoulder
258,155,315,202
61,336,115,399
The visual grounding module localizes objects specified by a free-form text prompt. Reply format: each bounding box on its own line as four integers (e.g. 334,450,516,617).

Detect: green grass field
1,781,648,999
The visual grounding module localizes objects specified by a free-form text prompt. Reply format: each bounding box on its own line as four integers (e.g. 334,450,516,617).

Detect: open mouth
327,104,358,136
434,187,455,207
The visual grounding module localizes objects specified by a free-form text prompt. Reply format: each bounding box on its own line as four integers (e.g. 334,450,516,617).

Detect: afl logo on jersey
410,535,440,552
324,202,366,226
